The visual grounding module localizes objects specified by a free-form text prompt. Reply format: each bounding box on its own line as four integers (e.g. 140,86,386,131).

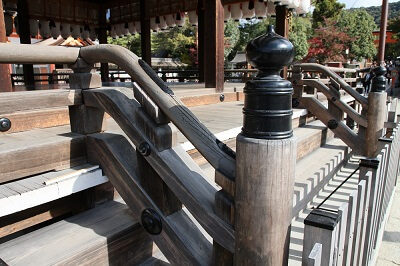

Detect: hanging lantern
266,1,276,16
81,25,90,39
60,23,71,39
122,22,130,35
230,3,242,22
288,0,301,9
29,19,38,37
39,20,51,39
110,26,117,39
188,10,198,26
158,16,168,30
150,17,159,32
255,0,267,19
242,1,255,20
128,22,137,34
90,28,98,40
135,21,141,33
224,5,231,22
175,12,185,27
4,13,13,36
49,21,60,39
71,24,81,39
165,14,176,28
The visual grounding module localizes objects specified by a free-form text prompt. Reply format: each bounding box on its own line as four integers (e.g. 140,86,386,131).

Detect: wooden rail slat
0,89,82,115
83,87,235,252
86,133,212,265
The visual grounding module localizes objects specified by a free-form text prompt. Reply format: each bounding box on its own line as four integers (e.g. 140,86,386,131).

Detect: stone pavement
376,178,400,266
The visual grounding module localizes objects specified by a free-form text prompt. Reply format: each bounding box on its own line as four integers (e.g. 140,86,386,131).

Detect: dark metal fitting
331,96,337,102
141,208,162,235
304,209,340,231
139,142,151,156
0,118,11,132
292,98,300,108
359,157,380,169
220,94,225,102
292,80,297,85
327,119,338,129
379,137,393,143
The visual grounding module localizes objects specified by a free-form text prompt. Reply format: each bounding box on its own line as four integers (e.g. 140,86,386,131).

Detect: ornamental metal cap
246,25,294,75
371,65,387,93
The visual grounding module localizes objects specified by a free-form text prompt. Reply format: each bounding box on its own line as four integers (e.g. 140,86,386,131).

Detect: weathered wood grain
0,89,82,115
0,107,70,134
0,131,87,184
80,45,236,180
300,96,364,154
69,105,107,134
83,88,235,252
0,198,154,266
86,133,212,265
235,135,296,265
365,92,387,157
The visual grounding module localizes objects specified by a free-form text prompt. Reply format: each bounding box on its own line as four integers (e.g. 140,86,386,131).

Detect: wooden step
0,197,153,266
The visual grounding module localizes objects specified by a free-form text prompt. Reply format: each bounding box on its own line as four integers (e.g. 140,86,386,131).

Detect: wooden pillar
204,0,224,91
276,5,289,79
140,0,151,67
98,4,109,83
0,1,12,92
17,0,35,87
197,0,205,83
234,25,296,265
377,0,389,64
366,66,387,157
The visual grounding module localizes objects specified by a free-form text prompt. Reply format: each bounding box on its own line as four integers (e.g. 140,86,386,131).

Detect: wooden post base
235,134,296,265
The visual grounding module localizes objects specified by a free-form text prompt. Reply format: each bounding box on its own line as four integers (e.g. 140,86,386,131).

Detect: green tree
224,20,240,61
108,34,141,56
336,9,377,61
289,16,312,61
312,0,345,28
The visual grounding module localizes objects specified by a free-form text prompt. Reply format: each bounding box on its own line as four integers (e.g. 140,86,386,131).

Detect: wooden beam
197,0,205,83
204,0,224,91
98,3,109,82
0,1,12,92
276,5,289,78
17,0,35,86
140,0,151,66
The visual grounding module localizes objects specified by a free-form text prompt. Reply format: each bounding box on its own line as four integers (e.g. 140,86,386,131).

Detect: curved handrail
294,63,368,108
79,44,236,180
0,43,236,180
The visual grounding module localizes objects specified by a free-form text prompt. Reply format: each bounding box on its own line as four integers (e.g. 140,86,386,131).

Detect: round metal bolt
0,118,11,132
220,94,225,102
292,98,300,108
141,208,162,235
328,119,338,129
138,142,151,156
331,96,336,102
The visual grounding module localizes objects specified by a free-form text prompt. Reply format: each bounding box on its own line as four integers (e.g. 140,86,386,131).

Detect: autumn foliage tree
306,19,353,63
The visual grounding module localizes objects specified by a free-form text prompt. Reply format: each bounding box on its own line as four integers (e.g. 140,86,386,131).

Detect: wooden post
275,5,289,79
98,4,109,82
17,0,35,87
366,66,387,157
140,0,151,67
234,25,296,265
303,209,341,265
197,0,205,83
204,0,224,91
0,1,12,92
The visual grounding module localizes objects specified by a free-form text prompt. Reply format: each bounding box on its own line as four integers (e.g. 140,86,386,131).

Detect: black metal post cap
246,25,294,75
241,25,295,139
0,118,11,132
371,65,387,93
141,208,162,235
138,142,151,156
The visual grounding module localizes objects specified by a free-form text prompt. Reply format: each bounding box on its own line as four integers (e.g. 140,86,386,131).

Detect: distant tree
312,0,345,28
306,18,353,63
224,20,240,61
357,1,400,27
108,34,141,56
336,9,377,61
388,16,400,32
386,17,400,59
289,16,312,61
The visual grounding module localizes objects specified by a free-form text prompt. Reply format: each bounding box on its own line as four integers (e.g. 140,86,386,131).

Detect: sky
337,0,400,9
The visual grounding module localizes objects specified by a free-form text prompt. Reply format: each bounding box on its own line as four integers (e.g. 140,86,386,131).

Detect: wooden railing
0,40,397,265
302,101,400,265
